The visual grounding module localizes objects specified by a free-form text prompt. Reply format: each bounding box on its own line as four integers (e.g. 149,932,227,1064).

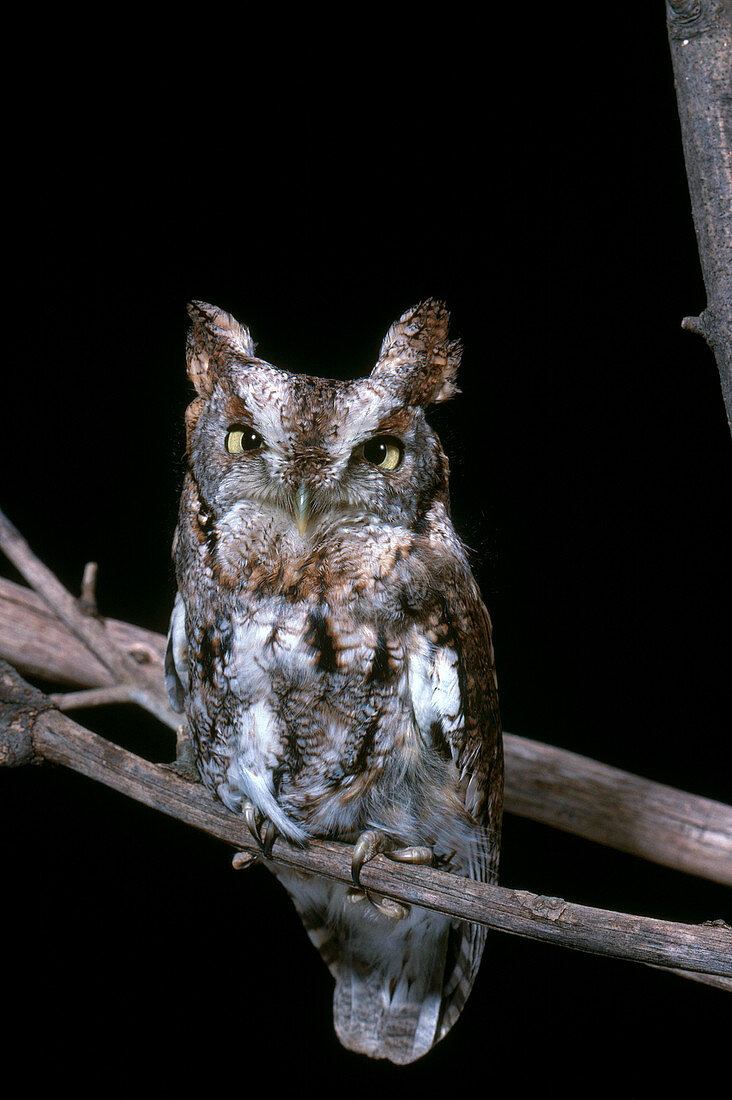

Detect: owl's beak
294,480,311,535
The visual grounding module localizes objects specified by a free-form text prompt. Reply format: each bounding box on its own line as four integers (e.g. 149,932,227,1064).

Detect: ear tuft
371,299,462,405
185,301,257,395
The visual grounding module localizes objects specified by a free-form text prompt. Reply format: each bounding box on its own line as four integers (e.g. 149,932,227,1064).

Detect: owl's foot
161,723,200,782
345,887,406,919
386,845,436,867
177,736,201,781
242,799,279,858
232,850,260,871
350,830,435,920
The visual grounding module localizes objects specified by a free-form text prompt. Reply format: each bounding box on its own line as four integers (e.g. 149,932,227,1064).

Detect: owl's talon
351,829,411,920
387,845,434,867
346,886,407,919
243,799,262,845
262,819,278,858
351,829,389,889
242,799,280,855
371,895,410,920
232,850,260,871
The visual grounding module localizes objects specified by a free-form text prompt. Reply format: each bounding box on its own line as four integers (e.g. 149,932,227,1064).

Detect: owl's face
184,300,462,539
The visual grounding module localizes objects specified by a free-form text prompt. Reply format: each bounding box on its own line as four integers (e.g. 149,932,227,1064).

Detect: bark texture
666,0,732,432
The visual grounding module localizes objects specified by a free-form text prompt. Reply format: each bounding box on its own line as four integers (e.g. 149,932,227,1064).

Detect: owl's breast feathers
168,478,502,875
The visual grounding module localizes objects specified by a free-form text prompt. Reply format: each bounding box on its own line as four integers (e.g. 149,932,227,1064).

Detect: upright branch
666,0,732,432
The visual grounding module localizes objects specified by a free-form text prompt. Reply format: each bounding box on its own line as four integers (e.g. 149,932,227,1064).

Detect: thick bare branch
504,734,732,887
666,0,732,432
0,659,729,984
0,575,166,687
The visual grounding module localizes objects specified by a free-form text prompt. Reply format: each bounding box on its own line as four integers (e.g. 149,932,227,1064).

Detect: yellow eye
363,435,403,471
226,426,264,454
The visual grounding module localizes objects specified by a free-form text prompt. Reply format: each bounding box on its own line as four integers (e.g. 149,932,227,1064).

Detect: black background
2,6,730,1093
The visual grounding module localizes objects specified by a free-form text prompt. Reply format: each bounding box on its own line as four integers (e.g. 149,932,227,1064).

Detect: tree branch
1,659,729,987
666,0,732,433
504,732,732,887
0,575,166,690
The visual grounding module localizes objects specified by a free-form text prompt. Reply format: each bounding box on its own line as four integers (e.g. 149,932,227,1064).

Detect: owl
165,299,503,1064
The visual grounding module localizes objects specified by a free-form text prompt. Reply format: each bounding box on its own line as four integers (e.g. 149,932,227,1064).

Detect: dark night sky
2,7,730,1092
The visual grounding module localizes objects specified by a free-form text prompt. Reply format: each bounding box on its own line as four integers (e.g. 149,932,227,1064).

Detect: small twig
50,685,134,711
78,561,100,617
0,660,728,984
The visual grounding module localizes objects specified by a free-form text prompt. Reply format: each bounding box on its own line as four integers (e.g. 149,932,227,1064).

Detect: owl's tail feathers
333,904,490,1066
282,872,485,1064
333,941,447,1066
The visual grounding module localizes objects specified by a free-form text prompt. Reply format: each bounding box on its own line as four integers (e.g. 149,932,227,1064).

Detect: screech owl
165,299,503,1064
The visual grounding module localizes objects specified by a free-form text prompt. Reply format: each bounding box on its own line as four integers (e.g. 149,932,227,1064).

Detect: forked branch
0,509,177,730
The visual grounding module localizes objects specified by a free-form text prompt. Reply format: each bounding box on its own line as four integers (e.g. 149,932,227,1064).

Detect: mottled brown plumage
166,299,503,1063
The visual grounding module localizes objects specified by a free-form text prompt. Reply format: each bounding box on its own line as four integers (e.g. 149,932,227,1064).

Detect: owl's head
182,300,462,535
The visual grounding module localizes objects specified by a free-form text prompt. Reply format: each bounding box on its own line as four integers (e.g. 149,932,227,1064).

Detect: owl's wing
446,576,503,870
164,592,189,714
425,573,504,1043
412,568,503,873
